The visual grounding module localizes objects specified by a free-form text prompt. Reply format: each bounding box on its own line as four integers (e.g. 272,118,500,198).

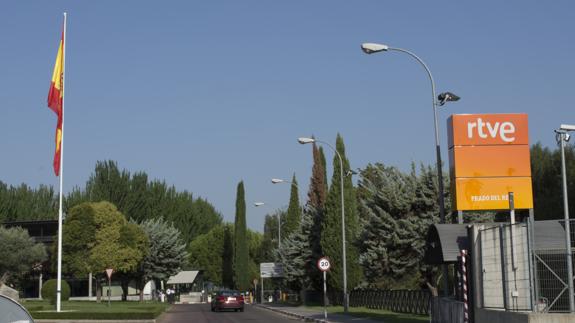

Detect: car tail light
217,296,226,302
238,295,244,303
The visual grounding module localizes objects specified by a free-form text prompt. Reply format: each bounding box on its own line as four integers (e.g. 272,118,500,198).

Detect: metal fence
475,219,575,313
430,297,464,323
532,219,575,312
329,289,431,315
478,223,533,311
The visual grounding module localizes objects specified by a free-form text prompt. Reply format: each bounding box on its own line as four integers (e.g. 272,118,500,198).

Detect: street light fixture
555,126,575,312
254,202,281,249
361,42,459,297
298,136,350,312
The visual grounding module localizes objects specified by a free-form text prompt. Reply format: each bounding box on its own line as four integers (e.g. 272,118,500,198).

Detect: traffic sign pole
323,271,327,320
317,257,331,320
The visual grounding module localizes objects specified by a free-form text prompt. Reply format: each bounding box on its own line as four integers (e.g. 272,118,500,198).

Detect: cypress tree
233,181,250,290
321,134,362,292
283,174,301,238
319,146,329,192
306,141,329,291
308,143,328,210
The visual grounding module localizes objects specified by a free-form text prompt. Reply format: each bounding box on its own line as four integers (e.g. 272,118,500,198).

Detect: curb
255,304,328,323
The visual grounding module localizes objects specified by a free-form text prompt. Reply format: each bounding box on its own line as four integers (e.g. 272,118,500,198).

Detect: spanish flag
47,30,64,176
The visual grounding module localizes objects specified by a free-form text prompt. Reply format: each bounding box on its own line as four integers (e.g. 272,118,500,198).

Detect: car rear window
218,290,239,296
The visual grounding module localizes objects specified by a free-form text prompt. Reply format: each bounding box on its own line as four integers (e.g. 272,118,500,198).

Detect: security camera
566,133,571,142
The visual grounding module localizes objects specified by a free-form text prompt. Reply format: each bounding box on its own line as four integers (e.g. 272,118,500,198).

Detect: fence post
461,250,469,323
499,224,509,311
526,211,536,312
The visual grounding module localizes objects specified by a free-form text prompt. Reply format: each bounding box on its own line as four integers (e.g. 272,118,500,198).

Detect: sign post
105,268,113,307
318,257,331,320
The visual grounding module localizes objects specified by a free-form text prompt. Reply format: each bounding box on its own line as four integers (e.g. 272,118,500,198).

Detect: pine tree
278,208,313,292
283,174,301,238
321,134,362,292
233,181,250,290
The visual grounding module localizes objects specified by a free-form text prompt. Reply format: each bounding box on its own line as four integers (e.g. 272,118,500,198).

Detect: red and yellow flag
47,31,64,176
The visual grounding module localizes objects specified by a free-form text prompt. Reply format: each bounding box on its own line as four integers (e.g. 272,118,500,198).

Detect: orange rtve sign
448,113,533,211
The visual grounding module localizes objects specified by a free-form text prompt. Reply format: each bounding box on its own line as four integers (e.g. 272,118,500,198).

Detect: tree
188,224,229,287
68,160,222,245
321,134,362,292
260,211,283,262
305,141,329,291
233,181,249,290
530,143,575,220
283,174,301,238
308,142,328,210
0,226,47,286
222,225,234,288
132,218,188,301
60,202,148,302
278,206,313,292
0,182,57,222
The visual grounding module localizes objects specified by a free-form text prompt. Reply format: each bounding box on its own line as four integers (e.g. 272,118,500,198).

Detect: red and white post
461,250,469,323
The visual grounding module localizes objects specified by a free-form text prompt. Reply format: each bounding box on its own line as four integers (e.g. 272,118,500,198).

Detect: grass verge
23,300,170,320
306,305,429,323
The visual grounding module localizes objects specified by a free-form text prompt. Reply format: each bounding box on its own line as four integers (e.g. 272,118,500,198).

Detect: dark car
211,290,245,312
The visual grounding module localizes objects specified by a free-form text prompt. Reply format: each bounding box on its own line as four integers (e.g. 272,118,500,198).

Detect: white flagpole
56,11,67,313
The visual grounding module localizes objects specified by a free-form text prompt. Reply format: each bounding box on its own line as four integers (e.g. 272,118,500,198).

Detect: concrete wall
476,309,575,323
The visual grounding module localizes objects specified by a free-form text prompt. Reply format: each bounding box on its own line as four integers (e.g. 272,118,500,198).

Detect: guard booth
166,270,204,304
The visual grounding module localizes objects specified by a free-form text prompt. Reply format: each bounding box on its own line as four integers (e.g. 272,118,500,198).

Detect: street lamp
254,202,281,249
361,42,459,297
361,42,459,224
555,125,575,312
298,136,350,312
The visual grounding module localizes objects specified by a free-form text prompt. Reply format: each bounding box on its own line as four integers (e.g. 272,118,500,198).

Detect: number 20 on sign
318,257,331,272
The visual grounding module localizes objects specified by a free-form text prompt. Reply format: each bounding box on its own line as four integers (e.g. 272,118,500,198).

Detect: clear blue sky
1,1,574,231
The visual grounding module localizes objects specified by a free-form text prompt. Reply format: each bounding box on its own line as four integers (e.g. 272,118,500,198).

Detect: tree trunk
96,279,102,303
121,279,129,301
137,279,144,302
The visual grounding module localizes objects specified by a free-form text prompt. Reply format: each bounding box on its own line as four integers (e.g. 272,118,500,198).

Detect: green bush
41,279,71,304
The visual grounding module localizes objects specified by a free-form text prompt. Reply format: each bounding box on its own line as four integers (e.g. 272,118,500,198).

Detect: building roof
425,224,470,264
533,220,570,251
167,271,201,285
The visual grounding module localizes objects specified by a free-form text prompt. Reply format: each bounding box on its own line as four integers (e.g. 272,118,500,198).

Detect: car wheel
240,308,244,312
211,306,215,312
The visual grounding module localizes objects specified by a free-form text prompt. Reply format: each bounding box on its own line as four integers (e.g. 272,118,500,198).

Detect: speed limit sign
317,257,331,272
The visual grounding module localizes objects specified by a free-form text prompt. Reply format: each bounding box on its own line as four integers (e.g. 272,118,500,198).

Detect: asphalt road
157,303,300,323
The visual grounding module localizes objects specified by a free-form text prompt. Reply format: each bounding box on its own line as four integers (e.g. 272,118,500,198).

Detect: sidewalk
256,303,381,323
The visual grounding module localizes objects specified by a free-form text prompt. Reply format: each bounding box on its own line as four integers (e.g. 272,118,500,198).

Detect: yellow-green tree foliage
61,201,148,276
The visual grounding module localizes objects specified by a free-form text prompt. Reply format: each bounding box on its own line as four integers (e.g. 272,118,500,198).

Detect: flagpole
56,11,67,313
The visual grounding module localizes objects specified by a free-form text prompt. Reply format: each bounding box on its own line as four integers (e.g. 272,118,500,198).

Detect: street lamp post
361,42,459,297
555,125,575,312
254,202,281,249
298,137,349,312
361,42,459,224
